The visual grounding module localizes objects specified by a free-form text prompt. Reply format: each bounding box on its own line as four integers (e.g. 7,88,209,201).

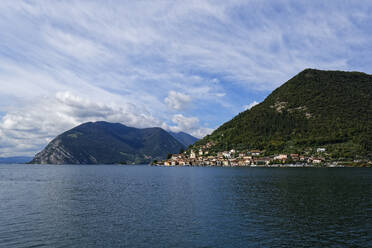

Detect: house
164,161,171,166
290,154,299,161
222,151,231,158
251,150,261,156
244,159,252,165
238,160,246,166
210,161,217,166
317,148,326,153
274,154,287,161
190,150,196,159
199,149,204,156
312,159,323,164
171,154,180,160
230,161,239,166
254,157,271,166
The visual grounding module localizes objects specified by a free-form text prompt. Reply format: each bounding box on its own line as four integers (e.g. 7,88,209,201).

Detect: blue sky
1,0,372,156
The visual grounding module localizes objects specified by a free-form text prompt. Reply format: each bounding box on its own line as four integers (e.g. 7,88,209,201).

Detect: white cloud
3,0,366,92
0,92,165,156
243,101,259,111
1,0,372,155
171,114,199,131
169,114,213,138
164,91,192,110
0,93,212,156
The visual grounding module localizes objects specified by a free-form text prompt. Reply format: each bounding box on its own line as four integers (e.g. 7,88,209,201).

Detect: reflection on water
0,165,371,247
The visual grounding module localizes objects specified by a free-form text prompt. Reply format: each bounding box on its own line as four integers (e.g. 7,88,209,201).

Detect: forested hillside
192,69,372,159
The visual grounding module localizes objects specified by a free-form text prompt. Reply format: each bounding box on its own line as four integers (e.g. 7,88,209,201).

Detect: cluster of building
157,143,331,167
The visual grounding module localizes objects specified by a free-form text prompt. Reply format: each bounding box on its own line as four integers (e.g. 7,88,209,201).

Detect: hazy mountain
0,156,33,164
192,69,372,159
168,131,199,147
30,121,185,164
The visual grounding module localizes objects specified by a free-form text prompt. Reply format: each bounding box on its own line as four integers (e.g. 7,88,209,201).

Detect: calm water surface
0,165,371,248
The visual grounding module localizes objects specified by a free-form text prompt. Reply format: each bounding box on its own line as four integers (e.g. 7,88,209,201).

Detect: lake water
0,165,371,248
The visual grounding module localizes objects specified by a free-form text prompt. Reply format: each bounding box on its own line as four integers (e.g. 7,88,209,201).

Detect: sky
1,0,372,157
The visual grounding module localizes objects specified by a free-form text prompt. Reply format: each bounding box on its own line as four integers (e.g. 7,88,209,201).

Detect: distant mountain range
192,69,372,159
30,121,198,164
169,131,199,147
0,156,33,164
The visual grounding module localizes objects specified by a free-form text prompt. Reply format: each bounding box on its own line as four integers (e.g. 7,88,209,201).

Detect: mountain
30,121,185,164
169,131,199,147
0,156,33,164
192,69,372,159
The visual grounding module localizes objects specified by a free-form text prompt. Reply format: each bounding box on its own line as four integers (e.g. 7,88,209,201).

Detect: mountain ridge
169,131,199,147
30,121,193,164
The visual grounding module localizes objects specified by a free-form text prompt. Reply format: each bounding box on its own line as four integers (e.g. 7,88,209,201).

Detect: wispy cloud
1,0,372,156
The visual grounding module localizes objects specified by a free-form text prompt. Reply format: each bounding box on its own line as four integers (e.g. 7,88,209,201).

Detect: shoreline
152,163,371,168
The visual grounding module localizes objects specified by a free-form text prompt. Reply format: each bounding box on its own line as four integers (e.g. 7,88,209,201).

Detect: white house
190,150,196,159
222,151,231,158
312,159,322,164
274,154,288,160
317,148,326,153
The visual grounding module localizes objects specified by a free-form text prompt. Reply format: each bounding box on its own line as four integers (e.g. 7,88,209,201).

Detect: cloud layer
165,91,192,110
1,0,372,156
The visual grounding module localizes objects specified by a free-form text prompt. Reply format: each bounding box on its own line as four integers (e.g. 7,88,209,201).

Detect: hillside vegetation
192,69,372,159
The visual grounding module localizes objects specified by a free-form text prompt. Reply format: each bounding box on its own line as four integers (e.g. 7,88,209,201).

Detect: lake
0,165,371,247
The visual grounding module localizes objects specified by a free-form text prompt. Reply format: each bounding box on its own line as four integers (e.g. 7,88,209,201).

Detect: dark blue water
0,165,371,248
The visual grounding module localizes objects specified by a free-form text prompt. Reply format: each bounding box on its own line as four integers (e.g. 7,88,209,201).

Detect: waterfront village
155,142,372,167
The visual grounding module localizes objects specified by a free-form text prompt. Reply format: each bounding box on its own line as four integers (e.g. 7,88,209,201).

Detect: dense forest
192,69,372,159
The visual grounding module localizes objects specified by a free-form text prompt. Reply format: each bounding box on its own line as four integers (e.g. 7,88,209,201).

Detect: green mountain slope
30,121,185,164
192,69,372,159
